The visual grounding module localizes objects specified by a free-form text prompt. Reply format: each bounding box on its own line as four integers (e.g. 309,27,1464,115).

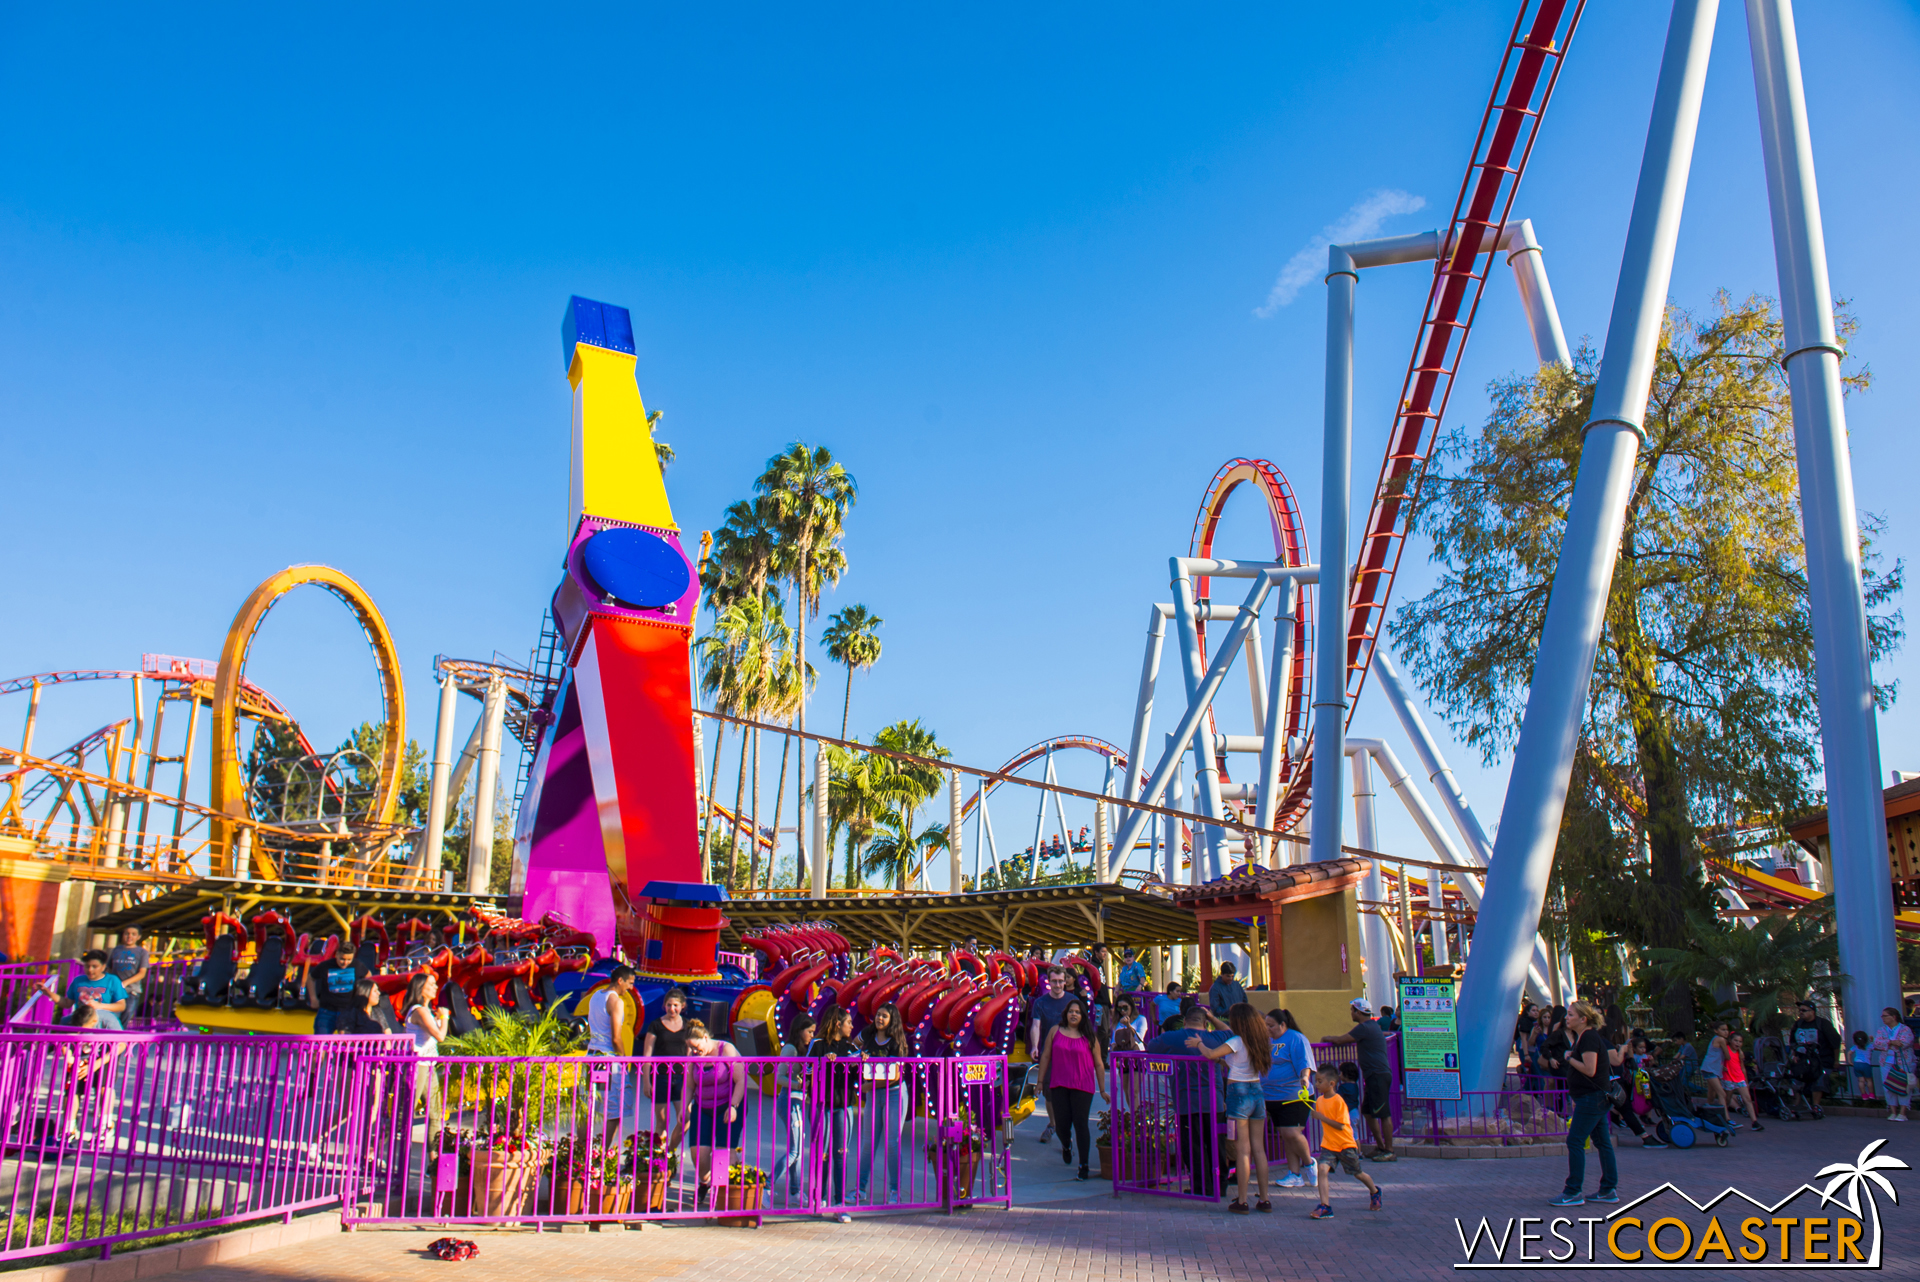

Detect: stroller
1749,1035,1801,1121
1644,1051,1738,1148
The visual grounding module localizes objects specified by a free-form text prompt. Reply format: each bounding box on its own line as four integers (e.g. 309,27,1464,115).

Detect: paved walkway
170,1115,1920,1281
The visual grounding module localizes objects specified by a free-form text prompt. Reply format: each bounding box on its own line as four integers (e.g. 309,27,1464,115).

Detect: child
1309,1065,1381,1219
774,1016,816,1197
1722,1034,1764,1132
1853,1030,1878,1102
1336,1061,1363,1116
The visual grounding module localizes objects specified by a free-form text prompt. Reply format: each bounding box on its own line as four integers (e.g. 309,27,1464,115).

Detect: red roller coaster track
1265,0,1585,830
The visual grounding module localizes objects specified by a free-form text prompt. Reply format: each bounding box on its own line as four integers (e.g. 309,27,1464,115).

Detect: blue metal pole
1455,0,1721,1094
1746,0,1897,1034
1309,249,1357,869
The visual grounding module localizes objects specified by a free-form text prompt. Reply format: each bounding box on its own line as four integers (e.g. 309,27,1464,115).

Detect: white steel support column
1254,581,1300,867
1311,250,1357,869
419,672,460,877
1374,654,1494,863
1456,0,1719,1092
1748,0,1898,1033
1350,750,1394,1009
811,748,830,898
1501,219,1574,368
466,676,508,895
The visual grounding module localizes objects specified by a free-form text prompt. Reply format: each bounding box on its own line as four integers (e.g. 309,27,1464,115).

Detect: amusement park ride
0,0,1902,1093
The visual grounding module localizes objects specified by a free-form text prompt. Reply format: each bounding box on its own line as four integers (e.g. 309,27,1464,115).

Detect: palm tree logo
1816,1138,1910,1267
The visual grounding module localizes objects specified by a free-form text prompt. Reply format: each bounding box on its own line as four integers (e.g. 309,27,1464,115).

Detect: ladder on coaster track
1275,0,1585,831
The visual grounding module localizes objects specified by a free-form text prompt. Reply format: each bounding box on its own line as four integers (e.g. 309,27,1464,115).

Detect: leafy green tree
1393,294,1900,1030
822,605,884,739
863,806,950,892
696,596,807,890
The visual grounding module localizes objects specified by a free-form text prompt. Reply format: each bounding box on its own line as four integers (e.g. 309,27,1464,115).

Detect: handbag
1885,1061,1911,1097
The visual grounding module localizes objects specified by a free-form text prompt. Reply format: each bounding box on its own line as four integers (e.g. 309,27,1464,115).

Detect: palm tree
863,806,950,892
1818,1139,1910,1264
1638,899,1843,1030
822,605,884,738
756,445,856,887
696,596,805,889
648,409,673,469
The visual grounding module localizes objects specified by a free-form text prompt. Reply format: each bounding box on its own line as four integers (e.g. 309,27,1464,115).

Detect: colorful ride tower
517,298,702,955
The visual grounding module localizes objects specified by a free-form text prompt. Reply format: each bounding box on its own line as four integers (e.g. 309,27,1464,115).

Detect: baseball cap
1350,999,1371,1013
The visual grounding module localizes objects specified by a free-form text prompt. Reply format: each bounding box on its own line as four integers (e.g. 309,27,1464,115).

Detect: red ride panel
585,614,700,893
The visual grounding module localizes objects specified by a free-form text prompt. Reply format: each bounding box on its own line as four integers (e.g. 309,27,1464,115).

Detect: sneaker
1368,1149,1397,1162
1368,1189,1382,1212
1588,1190,1620,1204
1276,1172,1306,1189
1076,1167,1089,1181
1549,1194,1586,1207
1640,1138,1668,1149
1310,1203,1334,1220
1039,1123,1055,1142
1810,1106,1825,1120
834,1213,852,1224
1751,1121,1766,1132
1894,1115,1909,1123
1062,1147,1073,1165
1228,1200,1249,1215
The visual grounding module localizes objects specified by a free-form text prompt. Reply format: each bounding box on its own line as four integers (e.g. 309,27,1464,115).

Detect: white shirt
1223,1035,1260,1083
408,1004,441,1058
587,987,619,1054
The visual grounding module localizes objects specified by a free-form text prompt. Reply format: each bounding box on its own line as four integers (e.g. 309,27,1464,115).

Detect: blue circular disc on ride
580,527,690,609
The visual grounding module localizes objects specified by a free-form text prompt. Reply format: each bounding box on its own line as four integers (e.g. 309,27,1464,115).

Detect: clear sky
3,2,1917,882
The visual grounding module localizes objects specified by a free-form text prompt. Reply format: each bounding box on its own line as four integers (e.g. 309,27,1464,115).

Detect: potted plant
713,1164,767,1228
547,1136,638,1217
457,1130,547,1218
1094,1109,1112,1180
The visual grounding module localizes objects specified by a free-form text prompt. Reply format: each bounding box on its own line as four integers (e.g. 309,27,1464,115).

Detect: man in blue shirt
1145,1008,1230,1196
55,951,130,1030
1116,949,1148,994
1208,963,1248,1017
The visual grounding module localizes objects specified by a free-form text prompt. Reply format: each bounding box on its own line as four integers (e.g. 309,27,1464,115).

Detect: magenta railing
1107,1053,1223,1201
1402,1086,1574,1145
0,1030,407,1262
715,950,759,980
0,962,77,1027
343,1053,1010,1226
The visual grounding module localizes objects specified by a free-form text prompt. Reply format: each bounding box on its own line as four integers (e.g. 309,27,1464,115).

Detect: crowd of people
1512,992,1919,1206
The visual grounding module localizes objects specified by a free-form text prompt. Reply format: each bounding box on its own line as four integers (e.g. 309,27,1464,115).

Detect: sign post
1396,976,1461,1101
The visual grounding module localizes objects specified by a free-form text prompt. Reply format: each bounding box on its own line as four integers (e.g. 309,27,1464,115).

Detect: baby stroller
1644,1056,1738,1148
1749,1036,1800,1121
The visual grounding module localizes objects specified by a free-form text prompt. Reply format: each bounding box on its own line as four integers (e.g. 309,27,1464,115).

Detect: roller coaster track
1275,0,1585,829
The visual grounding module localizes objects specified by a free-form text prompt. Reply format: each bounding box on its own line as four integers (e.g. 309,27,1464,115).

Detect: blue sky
3,2,1917,882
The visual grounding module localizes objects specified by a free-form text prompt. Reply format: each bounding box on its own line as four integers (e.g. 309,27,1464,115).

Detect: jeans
818,1106,854,1205
860,1085,905,1195
1562,1092,1617,1197
773,1094,808,1193
313,1009,337,1035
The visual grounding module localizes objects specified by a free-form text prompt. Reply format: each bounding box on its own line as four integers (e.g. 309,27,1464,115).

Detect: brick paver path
170,1115,1920,1280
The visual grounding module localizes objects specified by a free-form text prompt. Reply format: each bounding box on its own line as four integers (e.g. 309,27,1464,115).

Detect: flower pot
567,1179,637,1217
1096,1140,1112,1180
712,1180,763,1227
459,1149,543,1219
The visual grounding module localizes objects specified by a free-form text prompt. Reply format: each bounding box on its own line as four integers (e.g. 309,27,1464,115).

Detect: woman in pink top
1036,998,1105,1179
671,1021,747,1205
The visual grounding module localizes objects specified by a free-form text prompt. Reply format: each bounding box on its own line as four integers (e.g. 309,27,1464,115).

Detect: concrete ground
157,1112,1920,1281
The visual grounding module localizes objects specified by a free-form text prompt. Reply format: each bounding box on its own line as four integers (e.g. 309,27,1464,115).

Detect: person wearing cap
1116,949,1148,994
1325,999,1396,1159
1787,998,1842,1118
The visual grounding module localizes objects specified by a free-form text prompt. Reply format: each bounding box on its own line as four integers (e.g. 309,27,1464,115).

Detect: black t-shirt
335,1007,387,1036
1515,1012,1537,1038
1565,1029,1611,1096
1347,1017,1391,1076
314,959,360,1011
809,1036,863,1109
646,1018,690,1058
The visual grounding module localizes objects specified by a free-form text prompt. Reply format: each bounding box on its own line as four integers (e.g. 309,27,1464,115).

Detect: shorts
1362,1072,1393,1119
1699,1071,1723,1084
1266,1099,1311,1129
650,1065,686,1103
690,1103,745,1148
1319,1148,1362,1176
1224,1081,1263,1120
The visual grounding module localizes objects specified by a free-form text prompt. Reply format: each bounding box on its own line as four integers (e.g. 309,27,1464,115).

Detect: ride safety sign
1396,977,1461,1100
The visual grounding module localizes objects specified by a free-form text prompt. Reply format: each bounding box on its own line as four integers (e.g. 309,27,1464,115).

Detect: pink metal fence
0,962,76,1026
343,1053,1011,1227
1107,1052,1224,1201
0,1030,406,1262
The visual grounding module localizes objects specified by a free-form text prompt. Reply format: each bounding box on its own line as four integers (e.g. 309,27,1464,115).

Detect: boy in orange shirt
1310,1065,1381,1218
